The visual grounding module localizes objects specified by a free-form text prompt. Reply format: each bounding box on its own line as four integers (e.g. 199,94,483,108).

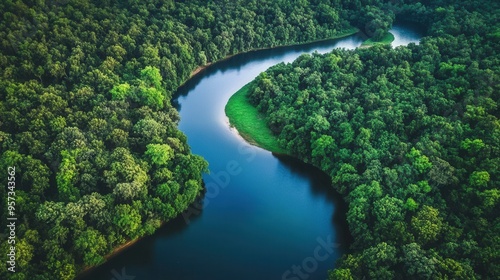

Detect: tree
437,257,476,279
332,164,359,194
469,171,490,189
145,143,174,166
137,86,165,109
311,134,335,170
372,196,405,241
460,138,485,154
407,148,432,174
110,83,131,100
79,193,110,229
480,189,500,211
74,228,107,266
41,239,76,279
108,128,129,147
140,66,163,89
411,205,443,245
405,197,419,211
133,118,167,145
339,122,355,146
56,150,80,202
402,243,438,278
428,157,457,186
104,147,148,189
0,237,34,275
355,128,372,149
1,0,499,278
0,150,50,198
361,242,397,279
113,182,147,202
114,204,142,238
359,5,395,41
328,268,354,280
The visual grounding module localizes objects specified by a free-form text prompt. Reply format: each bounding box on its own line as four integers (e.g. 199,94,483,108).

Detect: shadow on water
77,193,205,280
173,34,364,110
390,20,427,47
82,22,423,280
395,16,429,34
274,154,354,248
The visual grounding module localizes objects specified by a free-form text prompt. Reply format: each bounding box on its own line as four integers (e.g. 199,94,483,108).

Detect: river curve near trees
83,22,423,280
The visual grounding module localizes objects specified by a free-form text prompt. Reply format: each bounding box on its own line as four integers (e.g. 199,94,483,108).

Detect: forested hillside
244,0,500,278
0,0,414,279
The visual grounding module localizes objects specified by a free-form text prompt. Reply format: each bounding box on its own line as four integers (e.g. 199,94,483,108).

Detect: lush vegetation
361,31,394,47
240,1,500,279
0,0,408,279
226,83,287,154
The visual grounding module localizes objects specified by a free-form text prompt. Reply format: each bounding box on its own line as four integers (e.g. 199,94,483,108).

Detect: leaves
411,206,443,245
0,0,498,278
243,2,500,278
56,150,80,202
145,143,174,166
469,171,490,189
110,83,131,100
407,148,432,174
74,229,107,266
114,204,142,239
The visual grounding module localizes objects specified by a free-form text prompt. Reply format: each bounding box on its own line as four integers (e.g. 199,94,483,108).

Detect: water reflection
83,22,422,280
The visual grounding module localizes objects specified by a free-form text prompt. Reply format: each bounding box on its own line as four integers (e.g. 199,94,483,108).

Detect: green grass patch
329,27,360,40
225,83,287,154
361,32,395,46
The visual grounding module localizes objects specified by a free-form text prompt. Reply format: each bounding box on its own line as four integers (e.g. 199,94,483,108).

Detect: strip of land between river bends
224,29,396,156
225,83,305,162
225,82,290,155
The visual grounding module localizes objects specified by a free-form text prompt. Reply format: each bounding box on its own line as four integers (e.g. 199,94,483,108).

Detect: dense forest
0,0,421,279
244,0,500,279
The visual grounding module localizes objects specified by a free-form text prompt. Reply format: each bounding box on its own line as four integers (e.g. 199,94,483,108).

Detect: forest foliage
244,0,500,278
0,0,410,279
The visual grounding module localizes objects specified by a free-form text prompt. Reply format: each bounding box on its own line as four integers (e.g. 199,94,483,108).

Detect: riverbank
225,82,287,154
224,31,395,152
360,31,395,47
179,28,359,88
77,28,359,279
76,222,165,279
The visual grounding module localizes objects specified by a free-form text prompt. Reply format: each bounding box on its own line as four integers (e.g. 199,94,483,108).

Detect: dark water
390,21,426,47
82,24,422,280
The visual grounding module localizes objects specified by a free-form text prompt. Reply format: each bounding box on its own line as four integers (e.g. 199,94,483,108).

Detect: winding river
84,22,423,280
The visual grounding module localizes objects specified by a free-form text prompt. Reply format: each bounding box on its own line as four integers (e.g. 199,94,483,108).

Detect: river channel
83,22,423,280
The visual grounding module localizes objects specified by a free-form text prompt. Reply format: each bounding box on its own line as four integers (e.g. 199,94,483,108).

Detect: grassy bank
361,32,395,47
225,83,287,154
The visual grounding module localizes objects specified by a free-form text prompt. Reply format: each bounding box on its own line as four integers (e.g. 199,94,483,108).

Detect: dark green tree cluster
0,0,406,279
246,1,499,278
